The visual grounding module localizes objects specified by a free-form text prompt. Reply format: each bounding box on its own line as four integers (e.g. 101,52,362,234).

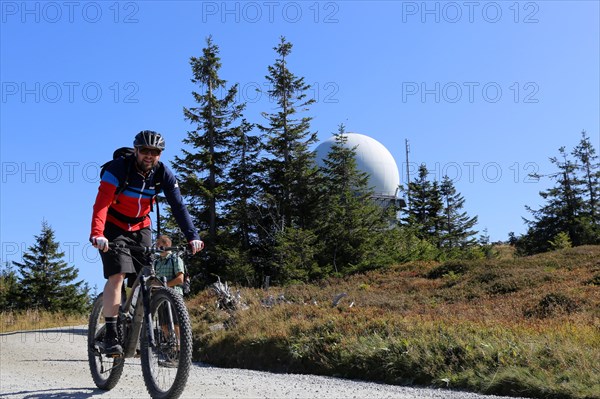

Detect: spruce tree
439,175,478,248
272,228,322,283
174,36,243,237
221,118,261,285
403,164,443,247
257,36,319,233
225,119,261,251
172,36,249,281
316,125,393,275
0,262,20,311
572,130,600,239
519,146,589,254
13,221,90,313
255,37,320,283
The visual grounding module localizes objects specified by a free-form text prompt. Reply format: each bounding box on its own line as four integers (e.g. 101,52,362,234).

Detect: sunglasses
138,147,162,156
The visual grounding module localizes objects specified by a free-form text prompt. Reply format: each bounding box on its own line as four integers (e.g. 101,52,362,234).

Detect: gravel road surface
0,326,529,399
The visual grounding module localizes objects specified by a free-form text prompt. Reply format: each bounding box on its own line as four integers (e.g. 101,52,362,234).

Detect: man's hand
91,236,109,252
188,240,204,254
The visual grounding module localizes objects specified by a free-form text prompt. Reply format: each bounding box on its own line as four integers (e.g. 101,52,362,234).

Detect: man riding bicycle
90,130,203,356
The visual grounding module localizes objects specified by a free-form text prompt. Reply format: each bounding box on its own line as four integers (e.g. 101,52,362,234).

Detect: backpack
100,147,136,201
100,147,165,231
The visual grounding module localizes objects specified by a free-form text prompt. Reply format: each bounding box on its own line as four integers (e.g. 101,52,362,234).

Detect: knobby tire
140,287,193,399
87,293,125,390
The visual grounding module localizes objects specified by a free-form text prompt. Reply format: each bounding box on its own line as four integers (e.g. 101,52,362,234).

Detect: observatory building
314,133,404,208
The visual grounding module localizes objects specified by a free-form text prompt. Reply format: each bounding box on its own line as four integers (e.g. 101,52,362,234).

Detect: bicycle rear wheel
87,293,125,390
140,287,193,399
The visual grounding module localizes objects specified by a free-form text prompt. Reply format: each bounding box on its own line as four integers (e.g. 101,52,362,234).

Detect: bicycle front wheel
87,293,125,390
140,287,193,399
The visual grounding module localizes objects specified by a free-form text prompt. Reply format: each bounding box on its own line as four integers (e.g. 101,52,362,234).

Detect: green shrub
426,261,470,279
549,232,573,251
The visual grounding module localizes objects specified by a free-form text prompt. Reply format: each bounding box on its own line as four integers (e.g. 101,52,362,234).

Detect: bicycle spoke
87,294,125,390
140,288,192,399
150,299,180,389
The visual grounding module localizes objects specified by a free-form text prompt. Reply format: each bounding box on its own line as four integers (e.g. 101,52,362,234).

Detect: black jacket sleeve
160,164,200,242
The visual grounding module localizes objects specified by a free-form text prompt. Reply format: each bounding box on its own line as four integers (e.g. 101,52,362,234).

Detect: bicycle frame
119,268,155,357
113,244,186,358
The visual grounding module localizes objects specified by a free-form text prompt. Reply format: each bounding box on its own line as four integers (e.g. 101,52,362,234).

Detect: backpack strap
149,162,165,210
153,162,165,195
170,254,187,277
151,162,165,235
113,156,134,204
170,255,176,277
114,159,162,206
169,255,185,289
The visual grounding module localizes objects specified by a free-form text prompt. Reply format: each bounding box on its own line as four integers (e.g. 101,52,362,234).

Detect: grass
188,245,600,399
0,309,88,333
4,246,599,398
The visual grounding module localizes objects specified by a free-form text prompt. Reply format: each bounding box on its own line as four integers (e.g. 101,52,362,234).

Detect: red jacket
91,157,199,241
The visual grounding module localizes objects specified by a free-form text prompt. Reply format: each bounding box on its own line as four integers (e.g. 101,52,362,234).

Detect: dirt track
0,326,528,399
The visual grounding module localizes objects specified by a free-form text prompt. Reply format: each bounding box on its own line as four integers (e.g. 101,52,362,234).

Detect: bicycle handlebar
108,243,189,254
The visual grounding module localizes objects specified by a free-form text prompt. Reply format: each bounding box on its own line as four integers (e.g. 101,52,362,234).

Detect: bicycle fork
160,277,177,337
141,275,157,349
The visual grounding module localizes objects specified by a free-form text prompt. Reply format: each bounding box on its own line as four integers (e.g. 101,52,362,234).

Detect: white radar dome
315,133,400,198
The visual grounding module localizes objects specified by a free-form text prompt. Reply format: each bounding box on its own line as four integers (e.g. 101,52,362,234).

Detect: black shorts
100,222,152,286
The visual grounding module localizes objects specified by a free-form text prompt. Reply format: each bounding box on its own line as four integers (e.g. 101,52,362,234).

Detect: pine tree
572,130,600,238
220,119,262,285
174,36,244,237
257,36,319,233
439,175,478,248
403,164,443,247
254,37,320,283
225,119,261,251
316,124,393,275
13,221,90,313
171,36,249,281
519,146,590,254
272,228,322,283
0,261,20,311
478,228,497,259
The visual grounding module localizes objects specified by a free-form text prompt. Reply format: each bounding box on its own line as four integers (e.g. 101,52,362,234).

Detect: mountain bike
87,243,193,399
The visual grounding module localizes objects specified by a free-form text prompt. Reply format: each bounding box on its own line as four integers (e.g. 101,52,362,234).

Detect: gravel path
0,326,528,399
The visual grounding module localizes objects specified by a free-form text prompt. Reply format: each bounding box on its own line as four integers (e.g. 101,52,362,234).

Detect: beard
136,158,157,172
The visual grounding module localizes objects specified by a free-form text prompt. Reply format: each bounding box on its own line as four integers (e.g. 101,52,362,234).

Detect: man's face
157,237,171,253
135,147,161,172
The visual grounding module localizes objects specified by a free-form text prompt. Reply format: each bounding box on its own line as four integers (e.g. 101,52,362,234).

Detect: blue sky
1,1,599,290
